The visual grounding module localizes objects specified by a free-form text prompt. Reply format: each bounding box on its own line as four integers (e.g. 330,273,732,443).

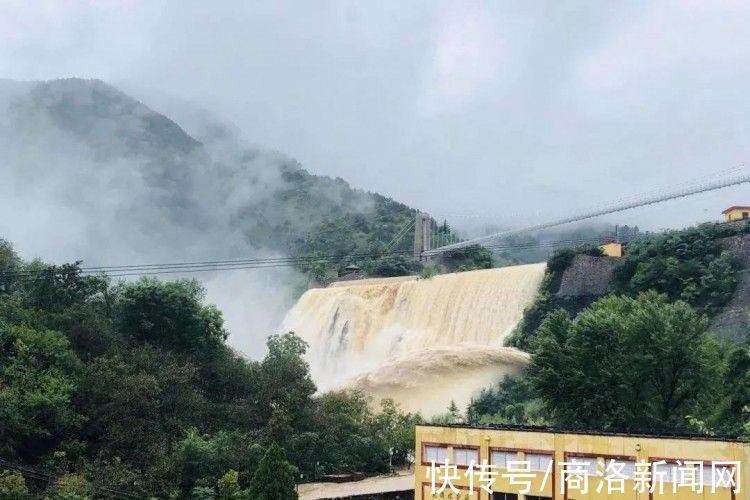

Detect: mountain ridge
0,77,420,279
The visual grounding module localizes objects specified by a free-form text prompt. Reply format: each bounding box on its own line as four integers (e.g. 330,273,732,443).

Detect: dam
282,263,546,415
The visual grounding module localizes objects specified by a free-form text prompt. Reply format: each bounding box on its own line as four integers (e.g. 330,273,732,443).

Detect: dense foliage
506,245,603,349
466,376,545,426
610,222,748,314
479,222,750,435
530,292,721,431
473,293,750,436
0,239,420,499
439,245,493,272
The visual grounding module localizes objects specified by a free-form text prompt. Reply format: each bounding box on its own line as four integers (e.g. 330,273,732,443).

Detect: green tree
712,346,750,435
440,245,493,272
115,278,227,352
467,375,546,425
611,224,742,314
370,399,422,466
0,471,29,499
75,344,209,471
0,322,82,460
217,469,252,500
257,333,316,430
530,292,721,431
0,238,20,293
247,444,298,500
51,473,89,500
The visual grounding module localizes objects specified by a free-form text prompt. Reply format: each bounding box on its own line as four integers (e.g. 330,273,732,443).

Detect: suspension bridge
415,169,750,260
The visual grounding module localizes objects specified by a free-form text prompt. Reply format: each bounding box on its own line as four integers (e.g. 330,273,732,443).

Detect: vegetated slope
0,240,422,498
0,78,422,279
478,222,750,437
509,220,750,349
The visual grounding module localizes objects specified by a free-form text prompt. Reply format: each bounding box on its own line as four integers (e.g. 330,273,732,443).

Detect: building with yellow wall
599,241,623,257
415,424,749,500
722,207,750,222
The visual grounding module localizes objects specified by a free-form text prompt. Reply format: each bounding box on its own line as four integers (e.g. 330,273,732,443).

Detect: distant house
343,264,361,274
722,206,750,222
599,240,623,257
337,264,365,281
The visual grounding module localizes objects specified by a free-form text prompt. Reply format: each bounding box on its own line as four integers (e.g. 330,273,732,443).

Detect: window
702,463,716,487
616,460,637,478
423,445,448,463
567,457,598,475
743,211,749,219
454,447,479,466
653,461,677,483
491,450,518,469
492,493,518,500
526,453,553,472
702,462,735,488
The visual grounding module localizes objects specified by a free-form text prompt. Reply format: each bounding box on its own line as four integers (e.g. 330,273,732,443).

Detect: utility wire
0,234,621,282
0,458,145,499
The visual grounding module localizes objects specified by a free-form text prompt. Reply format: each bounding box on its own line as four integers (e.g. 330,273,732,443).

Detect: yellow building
415,424,749,500
722,206,750,222
599,241,623,258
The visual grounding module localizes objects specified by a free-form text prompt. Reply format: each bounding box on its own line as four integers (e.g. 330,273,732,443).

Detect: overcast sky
2,0,750,231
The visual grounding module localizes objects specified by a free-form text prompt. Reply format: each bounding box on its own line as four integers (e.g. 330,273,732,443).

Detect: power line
0,458,145,499
424,169,750,256
0,234,624,283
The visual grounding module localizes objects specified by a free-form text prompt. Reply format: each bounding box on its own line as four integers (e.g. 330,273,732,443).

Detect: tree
256,333,316,429
370,399,422,466
50,473,89,500
440,245,493,272
115,278,227,352
217,469,243,499
304,390,389,475
0,322,82,461
0,471,29,499
611,224,742,314
0,238,20,293
467,375,546,425
76,346,206,466
247,444,298,500
530,292,721,431
712,346,750,435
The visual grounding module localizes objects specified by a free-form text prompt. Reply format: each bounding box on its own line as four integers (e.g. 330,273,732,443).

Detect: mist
3,1,749,231
2,2,750,355
0,79,316,358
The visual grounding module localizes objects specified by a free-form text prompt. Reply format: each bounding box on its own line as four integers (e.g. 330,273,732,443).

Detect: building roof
417,422,745,443
722,206,750,214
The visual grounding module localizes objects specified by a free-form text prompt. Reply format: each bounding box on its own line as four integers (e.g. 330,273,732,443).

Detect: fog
2,1,750,355
3,1,749,228
0,79,305,357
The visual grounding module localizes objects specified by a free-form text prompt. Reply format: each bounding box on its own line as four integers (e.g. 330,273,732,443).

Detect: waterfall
281,263,546,415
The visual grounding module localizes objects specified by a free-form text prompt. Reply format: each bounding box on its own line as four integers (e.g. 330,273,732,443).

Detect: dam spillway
281,263,547,415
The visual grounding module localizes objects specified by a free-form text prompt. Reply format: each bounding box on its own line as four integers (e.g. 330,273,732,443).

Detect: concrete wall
555,254,616,297
710,233,750,341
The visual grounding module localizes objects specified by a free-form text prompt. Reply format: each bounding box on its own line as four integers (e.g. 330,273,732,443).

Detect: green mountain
0,78,420,278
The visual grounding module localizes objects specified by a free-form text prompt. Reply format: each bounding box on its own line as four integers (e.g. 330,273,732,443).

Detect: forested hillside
0,239,420,498
0,78,432,283
470,221,750,438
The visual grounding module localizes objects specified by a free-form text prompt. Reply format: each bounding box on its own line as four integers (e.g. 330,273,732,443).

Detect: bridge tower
413,212,432,262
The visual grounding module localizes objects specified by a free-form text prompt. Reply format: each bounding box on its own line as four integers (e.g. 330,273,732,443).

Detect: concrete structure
599,241,623,257
299,470,414,499
415,424,749,499
414,212,433,262
723,207,750,222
